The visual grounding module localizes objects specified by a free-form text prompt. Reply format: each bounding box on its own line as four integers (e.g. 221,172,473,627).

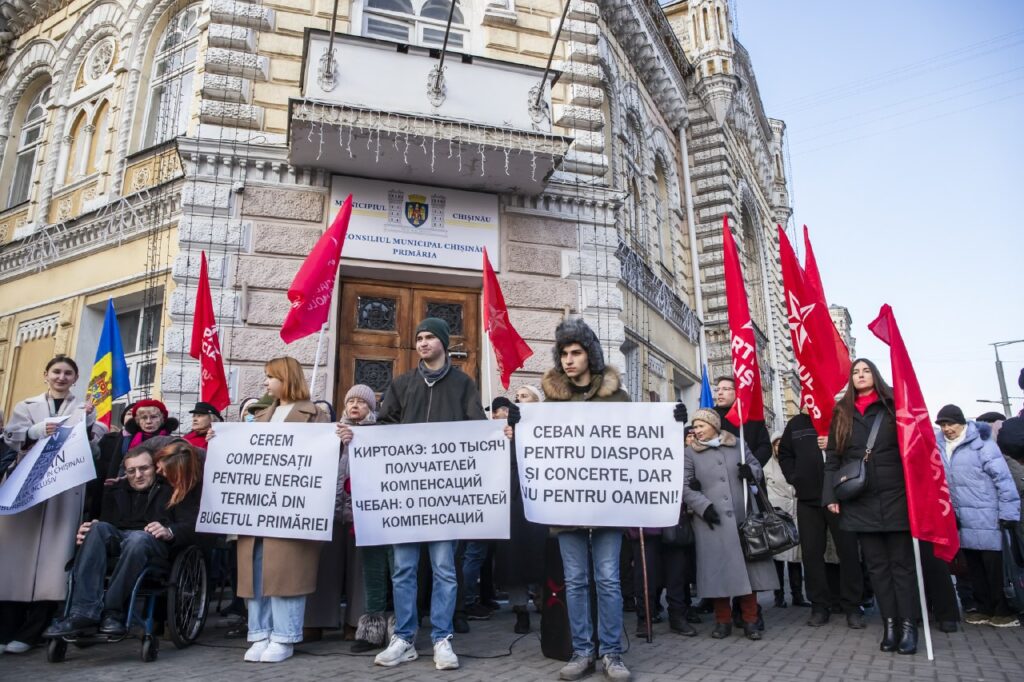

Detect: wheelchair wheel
167,545,209,649
141,634,159,662
46,638,67,663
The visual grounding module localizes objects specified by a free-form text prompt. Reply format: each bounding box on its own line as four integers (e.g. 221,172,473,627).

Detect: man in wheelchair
44,444,197,639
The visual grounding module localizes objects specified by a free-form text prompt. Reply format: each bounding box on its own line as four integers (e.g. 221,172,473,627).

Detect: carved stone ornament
87,39,116,82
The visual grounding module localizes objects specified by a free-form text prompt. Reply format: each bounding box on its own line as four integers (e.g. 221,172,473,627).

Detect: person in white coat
0,355,106,653
765,433,807,608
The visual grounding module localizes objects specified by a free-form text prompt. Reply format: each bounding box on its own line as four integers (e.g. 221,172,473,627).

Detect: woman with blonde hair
237,356,330,663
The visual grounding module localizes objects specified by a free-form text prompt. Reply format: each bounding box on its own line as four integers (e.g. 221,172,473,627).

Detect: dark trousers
629,537,690,620
858,531,918,620
0,601,58,645
797,502,863,614
774,561,804,597
964,549,1011,617
71,522,169,621
919,542,959,622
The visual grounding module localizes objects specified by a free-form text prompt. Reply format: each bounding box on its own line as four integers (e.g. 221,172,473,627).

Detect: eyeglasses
126,465,153,476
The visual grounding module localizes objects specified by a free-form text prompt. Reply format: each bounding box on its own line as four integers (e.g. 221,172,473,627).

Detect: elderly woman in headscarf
683,408,778,640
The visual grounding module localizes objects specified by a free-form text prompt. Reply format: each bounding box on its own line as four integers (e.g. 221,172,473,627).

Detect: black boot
774,590,787,608
668,610,697,637
897,619,918,655
513,607,530,635
879,618,898,652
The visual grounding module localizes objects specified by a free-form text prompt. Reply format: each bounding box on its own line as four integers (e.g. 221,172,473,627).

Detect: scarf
418,356,452,387
855,391,879,415
697,437,721,448
945,429,968,457
126,427,170,452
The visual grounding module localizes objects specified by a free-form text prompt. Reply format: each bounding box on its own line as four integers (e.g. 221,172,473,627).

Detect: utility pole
991,339,1024,417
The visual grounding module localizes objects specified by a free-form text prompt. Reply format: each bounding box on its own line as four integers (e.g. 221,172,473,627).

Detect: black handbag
1002,527,1024,613
833,412,883,502
661,506,695,547
738,479,800,561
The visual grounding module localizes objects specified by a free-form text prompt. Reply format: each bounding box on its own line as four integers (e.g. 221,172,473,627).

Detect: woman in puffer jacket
935,404,1021,628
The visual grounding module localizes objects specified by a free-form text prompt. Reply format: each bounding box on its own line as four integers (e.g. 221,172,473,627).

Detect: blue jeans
461,540,490,606
70,522,169,621
558,529,624,657
247,539,305,644
392,541,457,643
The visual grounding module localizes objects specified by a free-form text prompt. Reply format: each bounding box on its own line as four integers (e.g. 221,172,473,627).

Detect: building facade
829,304,856,360
0,0,791,426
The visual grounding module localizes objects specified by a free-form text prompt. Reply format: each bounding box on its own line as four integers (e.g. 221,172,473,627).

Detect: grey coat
683,431,779,598
0,392,106,601
937,422,1020,551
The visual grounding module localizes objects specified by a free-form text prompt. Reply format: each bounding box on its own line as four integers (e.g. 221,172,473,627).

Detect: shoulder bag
738,478,800,561
661,505,695,547
833,412,883,502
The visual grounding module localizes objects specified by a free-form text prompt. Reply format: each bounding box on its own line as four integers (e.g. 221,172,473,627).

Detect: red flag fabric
721,216,765,426
868,304,960,562
280,195,352,343
778,227,839,436
482,247,533,389
189,251,230,410
803,226,851,392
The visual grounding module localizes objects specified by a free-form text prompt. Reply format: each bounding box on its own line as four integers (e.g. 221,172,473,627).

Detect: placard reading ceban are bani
515,402,686,528
196,422,340,541
348,420,510,546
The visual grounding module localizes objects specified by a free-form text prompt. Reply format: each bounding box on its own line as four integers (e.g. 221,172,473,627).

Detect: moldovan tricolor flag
281,195,352,343
86,299,131,428
482,248,533,389
778,227,842,436
721,216,764,426
189,252,230,410
869,304,959,562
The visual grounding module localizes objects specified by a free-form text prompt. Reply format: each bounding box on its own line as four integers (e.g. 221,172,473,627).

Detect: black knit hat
935,404,966,425
489,396,513,413
997,417,1024,461
552,317,605,375
976,411,1007,424
415,317,450,351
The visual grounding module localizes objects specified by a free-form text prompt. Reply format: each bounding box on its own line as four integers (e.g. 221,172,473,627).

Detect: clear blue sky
736,0,1024,419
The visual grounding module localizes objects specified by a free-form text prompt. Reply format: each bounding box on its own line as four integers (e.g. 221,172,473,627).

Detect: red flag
778,227,840,436
868,304,959,562
721,216,764,426
189,252,230,410
482,248,533,389
803,226,851,392
280,195,352,343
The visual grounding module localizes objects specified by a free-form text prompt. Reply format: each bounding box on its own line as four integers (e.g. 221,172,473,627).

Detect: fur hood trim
690,430,737,453
542,366,622,401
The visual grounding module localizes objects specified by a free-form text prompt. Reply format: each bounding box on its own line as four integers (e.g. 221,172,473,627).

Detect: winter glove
673,402,688,423
689,478,703,492
506,403,521,426
702,505,721,529
737,462,756,483
1000,519,1018,530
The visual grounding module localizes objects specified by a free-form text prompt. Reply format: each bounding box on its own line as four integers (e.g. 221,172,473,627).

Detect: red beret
131,399,169,420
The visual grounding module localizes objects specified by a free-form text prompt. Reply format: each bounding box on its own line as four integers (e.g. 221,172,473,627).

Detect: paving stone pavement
2,596,1023,682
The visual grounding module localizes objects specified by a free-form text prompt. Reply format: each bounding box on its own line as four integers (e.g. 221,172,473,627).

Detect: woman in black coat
823,358,918,654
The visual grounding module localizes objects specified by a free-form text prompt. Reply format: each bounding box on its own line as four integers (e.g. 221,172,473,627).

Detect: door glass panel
425,302,463,335
355,359,394,394
357,296,398,331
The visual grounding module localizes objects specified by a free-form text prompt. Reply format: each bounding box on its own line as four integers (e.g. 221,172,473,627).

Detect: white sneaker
244,639,270,662
260,641,294,663
374,635,418,667
4,641,31,654
433,636,459,670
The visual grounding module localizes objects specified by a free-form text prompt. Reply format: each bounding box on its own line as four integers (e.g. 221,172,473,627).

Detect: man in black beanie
343,316,485,671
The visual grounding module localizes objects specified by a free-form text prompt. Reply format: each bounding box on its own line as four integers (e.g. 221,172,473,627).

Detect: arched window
363,0,468,50
8,84,51,208
66,110,90,181
91,100,110,173
654,161,672,268
143,4,200,147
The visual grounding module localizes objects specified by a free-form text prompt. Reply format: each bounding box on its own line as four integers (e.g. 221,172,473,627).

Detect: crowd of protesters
2,326,1024,681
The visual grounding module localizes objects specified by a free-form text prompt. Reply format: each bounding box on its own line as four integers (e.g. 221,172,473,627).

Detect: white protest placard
348,420,510,546
196,422,340,541
0,420,95,515
515,402,686,527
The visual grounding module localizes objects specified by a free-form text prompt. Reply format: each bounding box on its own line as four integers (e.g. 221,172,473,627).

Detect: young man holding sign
341,317,486,671
509,318,632,681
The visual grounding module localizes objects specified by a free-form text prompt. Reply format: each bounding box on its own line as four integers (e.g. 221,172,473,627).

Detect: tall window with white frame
117,301,163,397
362,0,469,50
8,85,51,208
143,4,200,148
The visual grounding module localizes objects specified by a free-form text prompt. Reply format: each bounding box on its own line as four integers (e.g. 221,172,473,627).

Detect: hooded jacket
541,366,630,403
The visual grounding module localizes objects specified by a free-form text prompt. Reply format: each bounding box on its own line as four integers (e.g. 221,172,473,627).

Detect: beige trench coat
236,400,330,598
0,392,106,601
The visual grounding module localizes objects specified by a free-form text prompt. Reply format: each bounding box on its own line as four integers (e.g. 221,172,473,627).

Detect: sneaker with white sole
559,653,596,680
433,636,459,670
989,615,1020,628
260,641,294,662
4,641,31,654
244,639,270,662
602,654,632,681
374,635,418,667
964,612,991,625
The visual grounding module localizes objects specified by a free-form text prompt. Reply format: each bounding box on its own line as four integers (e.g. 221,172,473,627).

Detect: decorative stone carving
86,38,116,82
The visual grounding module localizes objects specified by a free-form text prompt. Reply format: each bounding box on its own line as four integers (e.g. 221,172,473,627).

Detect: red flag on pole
721,216,764,426
189,251,230,410
280,195,352,344
868,304,960,562
803,226,851,392
482,248,533,389
778,227,840,436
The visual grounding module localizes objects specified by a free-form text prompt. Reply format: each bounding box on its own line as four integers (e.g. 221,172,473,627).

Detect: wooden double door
336,278,480,402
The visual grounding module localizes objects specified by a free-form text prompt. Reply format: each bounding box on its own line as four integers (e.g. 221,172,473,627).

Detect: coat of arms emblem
404,194,429,228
